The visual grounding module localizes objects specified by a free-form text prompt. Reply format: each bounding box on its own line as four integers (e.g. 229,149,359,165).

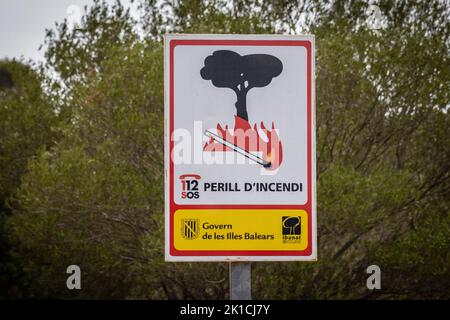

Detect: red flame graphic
203,116,283,170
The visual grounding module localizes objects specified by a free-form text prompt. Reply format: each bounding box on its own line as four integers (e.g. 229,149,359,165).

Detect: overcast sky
0,0,134,63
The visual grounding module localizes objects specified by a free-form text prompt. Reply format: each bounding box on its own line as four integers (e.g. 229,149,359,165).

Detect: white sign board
165,34,316,261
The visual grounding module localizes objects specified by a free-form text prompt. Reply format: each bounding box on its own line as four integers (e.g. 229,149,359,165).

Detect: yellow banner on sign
174,209,308,251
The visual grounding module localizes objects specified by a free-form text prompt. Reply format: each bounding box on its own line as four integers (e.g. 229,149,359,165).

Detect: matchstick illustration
204,130,272,168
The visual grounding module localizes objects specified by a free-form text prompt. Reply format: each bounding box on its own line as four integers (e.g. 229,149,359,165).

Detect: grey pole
229,262,251,300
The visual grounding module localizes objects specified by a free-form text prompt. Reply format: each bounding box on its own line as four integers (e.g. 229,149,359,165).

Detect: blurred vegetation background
0,0,449,299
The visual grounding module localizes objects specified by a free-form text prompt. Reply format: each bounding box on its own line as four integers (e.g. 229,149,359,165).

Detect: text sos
180,174,201,199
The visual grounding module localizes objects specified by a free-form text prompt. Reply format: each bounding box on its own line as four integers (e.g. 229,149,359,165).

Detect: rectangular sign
164,34,316,261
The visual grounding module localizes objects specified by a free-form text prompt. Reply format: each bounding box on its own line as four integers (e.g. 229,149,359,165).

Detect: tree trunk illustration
235,91,248,121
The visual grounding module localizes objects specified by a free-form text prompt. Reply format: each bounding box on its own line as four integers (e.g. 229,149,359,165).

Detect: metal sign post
229,262,251,300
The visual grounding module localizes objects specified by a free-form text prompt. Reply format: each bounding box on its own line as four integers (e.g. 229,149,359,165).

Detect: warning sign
164,34,316,261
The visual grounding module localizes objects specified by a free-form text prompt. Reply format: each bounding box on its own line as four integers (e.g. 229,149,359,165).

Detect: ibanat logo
282,216,301,243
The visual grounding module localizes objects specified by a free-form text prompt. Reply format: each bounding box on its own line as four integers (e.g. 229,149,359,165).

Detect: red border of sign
169,39,312,256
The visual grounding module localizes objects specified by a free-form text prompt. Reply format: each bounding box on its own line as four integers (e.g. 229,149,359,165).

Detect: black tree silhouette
283,217,300,235
200,50,283,121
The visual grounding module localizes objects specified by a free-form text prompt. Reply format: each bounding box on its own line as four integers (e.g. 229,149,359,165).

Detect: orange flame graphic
204,116,283,170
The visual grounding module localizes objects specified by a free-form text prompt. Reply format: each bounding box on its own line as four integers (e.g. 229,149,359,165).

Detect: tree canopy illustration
200,50,283,121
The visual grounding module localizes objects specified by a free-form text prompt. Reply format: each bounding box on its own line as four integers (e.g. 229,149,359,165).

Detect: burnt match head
262,161,272,169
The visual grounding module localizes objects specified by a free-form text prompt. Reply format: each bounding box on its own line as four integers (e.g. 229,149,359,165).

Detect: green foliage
0,60,58,298
2,0,449,299
0,61,57,202
368,212,450,299
9,144,154,298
